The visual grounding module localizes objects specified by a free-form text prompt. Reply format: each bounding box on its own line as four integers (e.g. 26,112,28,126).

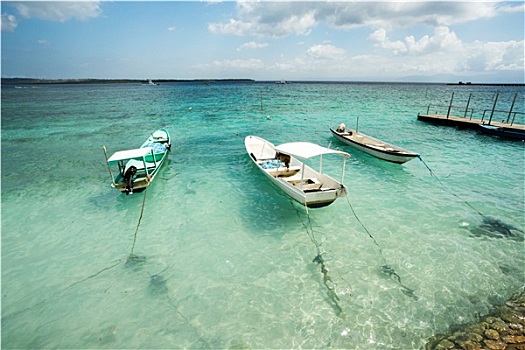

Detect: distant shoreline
1,78,256,85
1,78,523,86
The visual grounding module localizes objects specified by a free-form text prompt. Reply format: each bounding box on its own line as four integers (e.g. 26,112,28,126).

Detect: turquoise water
2,82,524,349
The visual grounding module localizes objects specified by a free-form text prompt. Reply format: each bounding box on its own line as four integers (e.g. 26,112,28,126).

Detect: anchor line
418,155,485,217
3,259,123,320
4,187,150,321
146,265,212,346
345,196,419,301
345,196,387,266
290,200,345,316
130,187,148,255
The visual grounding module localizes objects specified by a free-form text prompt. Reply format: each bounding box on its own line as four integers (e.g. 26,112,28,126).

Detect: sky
1,1,524,83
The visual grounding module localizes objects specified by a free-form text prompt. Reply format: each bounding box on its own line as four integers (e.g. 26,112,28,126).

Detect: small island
447,81,524,86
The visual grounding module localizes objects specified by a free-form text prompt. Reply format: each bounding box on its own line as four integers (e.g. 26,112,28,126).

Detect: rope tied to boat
345,196,419,301
418,155,485,217
127,187,148,264
418,155,524,241
291,200,346,317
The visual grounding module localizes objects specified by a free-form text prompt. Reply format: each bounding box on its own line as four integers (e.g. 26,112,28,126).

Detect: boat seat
303,184,323,191
288,177,323,190
265,165,301,177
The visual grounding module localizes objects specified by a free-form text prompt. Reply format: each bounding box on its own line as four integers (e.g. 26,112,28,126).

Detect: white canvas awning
107,147,153,165
275,142,349,160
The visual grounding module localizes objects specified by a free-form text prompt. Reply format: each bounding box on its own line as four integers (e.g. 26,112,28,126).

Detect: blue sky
1,1,524,82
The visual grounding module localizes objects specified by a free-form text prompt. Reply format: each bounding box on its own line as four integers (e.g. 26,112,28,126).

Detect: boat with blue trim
104,129,171,195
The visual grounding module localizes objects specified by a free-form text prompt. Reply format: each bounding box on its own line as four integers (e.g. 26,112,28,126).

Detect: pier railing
424,91,524,126
481,109,525,126
425,104,475,119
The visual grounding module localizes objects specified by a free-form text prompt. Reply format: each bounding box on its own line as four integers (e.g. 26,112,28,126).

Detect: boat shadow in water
148,267,169,295
125,254,147,269
467,216,524,241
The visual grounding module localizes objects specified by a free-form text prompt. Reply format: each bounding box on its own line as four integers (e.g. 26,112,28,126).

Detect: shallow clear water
2,82,524,349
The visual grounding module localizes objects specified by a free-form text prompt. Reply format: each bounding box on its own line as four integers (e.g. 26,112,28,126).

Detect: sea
1,81,524,349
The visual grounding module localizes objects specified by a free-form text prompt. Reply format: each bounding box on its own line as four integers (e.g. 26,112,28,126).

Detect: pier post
488,91,499,125
447,92,454,118
464,93,472,119
507,93,517,125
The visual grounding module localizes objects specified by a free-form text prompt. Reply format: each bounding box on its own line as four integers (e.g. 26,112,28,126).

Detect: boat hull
330,128,418,164
245,136,347,208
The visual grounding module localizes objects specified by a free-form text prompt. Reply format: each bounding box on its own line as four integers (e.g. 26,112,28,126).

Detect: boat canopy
275,142,350,161
107,147,153,165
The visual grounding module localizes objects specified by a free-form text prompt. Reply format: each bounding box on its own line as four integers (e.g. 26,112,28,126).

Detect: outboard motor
123,165,137,195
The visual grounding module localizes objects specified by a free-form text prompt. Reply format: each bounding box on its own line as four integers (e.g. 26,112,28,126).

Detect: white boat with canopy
245,135,349,208
104,129,171,195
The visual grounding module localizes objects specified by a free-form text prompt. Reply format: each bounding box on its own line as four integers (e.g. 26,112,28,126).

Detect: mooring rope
418,155,485,217
345,196,419,301
290,200,345,316
130,187,148,256
3,258,123,320
7,184,150,320
165,293,211,346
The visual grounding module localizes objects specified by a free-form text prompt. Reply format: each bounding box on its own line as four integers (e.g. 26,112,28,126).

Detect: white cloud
225,37,522,81
360,27,524,79
168,26,176,32
368,29,387,44
208,2,515,37
37,39,51,45
237,41,269,51
9,1,101,22
307,44,346,60
1,13,17,32
369,26,462,55
209,2,317,37
200,58,265,71
495,2,525,14
461,40,525,72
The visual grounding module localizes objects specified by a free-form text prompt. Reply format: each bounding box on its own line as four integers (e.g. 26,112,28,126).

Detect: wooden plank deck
417,114,525,131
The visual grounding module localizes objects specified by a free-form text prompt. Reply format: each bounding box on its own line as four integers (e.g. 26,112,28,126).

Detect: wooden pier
417,91,525,140
417,113,525,131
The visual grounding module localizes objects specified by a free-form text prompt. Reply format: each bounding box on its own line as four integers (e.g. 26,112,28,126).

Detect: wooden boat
245,135,349,208
104,129,171,195
330,124,419,164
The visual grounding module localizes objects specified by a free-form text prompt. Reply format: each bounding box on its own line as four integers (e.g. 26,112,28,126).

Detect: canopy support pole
102,146,117,186
341,158,346,183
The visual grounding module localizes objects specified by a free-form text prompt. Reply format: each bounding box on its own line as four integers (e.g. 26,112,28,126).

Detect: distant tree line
1,78,255,85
